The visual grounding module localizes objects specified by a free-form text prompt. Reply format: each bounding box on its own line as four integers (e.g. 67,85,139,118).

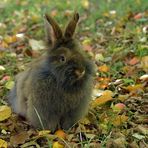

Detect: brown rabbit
8,12,95,132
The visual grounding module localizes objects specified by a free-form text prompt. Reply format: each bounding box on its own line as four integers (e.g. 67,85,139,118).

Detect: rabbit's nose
75,69,85,78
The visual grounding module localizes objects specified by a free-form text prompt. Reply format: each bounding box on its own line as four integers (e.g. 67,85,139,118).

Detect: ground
0,0,148,147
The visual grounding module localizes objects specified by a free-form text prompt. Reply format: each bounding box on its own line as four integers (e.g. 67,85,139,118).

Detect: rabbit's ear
64,12,79,39
44,14,62,46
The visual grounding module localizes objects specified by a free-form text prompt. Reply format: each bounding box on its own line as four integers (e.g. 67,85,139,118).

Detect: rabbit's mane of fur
33,37,94,93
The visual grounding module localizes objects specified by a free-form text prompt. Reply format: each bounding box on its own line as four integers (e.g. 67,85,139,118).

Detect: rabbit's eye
59,55,66,63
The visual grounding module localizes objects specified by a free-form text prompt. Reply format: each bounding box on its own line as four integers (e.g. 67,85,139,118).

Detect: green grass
1,0,147,31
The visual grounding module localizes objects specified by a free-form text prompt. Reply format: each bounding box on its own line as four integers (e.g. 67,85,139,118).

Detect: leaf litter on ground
0,0,148,147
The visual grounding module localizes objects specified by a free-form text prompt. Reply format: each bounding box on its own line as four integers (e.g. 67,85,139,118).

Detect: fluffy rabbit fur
8,13,95,131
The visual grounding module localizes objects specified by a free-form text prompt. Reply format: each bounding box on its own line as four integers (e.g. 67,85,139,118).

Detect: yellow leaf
118,94,129,102
112,115,128,126
0,65,5,71
82,38,91,45
55,129,67,139
1,41,8,48
5,81,14,90
0,139,7,148
81,0,89,9
4,35,17,44
38,130,51,136
98,64,110,72
91,90,113,108
31,15,40,23
141,56,148,72
0,106,12,121
80,117,91,124
53,141,64,148
126,84,143,93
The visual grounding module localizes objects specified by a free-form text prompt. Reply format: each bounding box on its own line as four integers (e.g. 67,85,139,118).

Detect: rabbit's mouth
75,69,85,80
67,70,86,86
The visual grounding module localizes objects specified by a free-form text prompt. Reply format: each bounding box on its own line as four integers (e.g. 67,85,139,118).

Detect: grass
1,0,147,30
0,0,148,147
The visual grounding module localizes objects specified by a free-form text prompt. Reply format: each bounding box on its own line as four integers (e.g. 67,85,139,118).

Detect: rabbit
8,12,95,132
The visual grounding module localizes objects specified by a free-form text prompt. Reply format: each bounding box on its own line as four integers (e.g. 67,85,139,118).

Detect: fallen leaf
83,44,93,52
85,133,96,139
128,57,139,65
82,38,92,45
0,65,5,71
140,74,148,81
91,90,113,108
112,115,128,126
38,130,51,136
95,53,105,62
7,52,17,57
139,37,147,43
50,9,58,17
134,13,143,20
132,133,145,140
109,10,116,15
0,105,12,121
125,84,143,93
141,56,148,72
98,64,110,72
106,137,126,148
81,0,89,9
128,141,139,148
29,39,45,51
118,94,129,102
142,26,148,34
87,142,101,147
16,33,24,39
1,129,7,135
31,14,40,23
0,41,8,48
113,103,126,112
80,117,91,124
10,131,30,146
134,125,148,135
4,35,17,44
55,129,67,139
0,139,7,148
96,83,109,89
53,141,64,148
64,10,73,17
2,76,11,81
5,80,14,90
21,141,40,148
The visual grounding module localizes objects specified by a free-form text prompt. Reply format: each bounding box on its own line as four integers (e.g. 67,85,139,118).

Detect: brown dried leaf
128,57,139,65
10,131,30,146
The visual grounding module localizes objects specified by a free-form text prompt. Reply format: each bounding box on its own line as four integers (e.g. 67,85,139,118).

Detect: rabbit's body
8,13,94,131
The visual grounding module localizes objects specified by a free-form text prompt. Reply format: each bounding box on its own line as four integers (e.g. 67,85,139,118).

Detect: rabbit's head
44,13,94,91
